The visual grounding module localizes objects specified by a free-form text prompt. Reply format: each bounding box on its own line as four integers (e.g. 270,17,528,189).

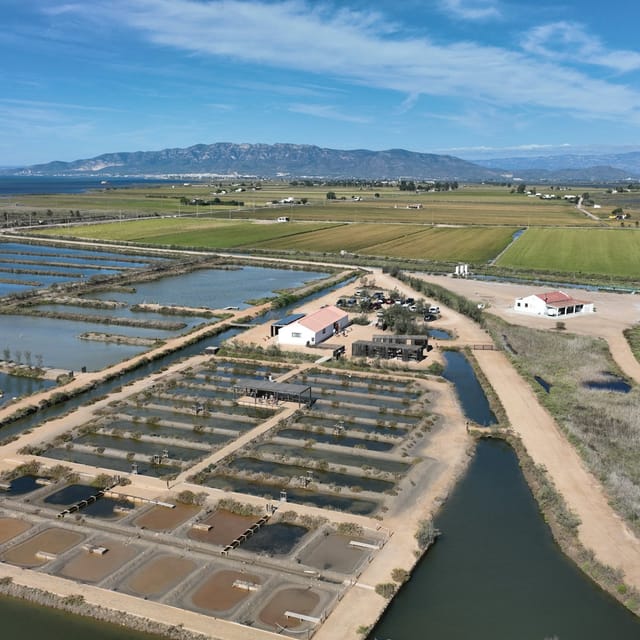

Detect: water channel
370,438,640,639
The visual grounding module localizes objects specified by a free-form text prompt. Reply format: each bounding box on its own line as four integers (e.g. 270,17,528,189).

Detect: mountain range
6,143,640,182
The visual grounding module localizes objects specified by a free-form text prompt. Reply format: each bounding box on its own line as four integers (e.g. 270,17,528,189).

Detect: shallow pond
256,443,409,474
371,438,640,639
35,304,206,329
0,315,149,371
297,414,408,438
89,265,328,309
0,371,56,406
277,428,394,452
74,433,208,461
42,448,179,478
1,475,50,497
584,373,632,393
240,522,309,555
202,475,378,515
227,456,395,492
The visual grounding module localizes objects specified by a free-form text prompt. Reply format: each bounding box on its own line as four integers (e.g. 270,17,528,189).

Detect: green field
252,223,421,252
362,226,515,262
35,218,339,248
6,182,599,227
257,224,514,262
497,228,640,277
38,218,515,263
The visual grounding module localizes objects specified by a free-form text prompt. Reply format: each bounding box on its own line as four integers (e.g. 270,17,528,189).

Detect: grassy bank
485,316,640,535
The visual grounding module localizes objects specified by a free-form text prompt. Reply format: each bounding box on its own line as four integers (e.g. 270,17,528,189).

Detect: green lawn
497,227,640,277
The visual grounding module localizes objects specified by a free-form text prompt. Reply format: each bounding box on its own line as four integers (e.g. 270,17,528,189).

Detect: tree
516,184,527,194
326,191,336,200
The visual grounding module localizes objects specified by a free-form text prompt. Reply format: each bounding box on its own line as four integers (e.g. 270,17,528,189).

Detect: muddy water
370,439,640,639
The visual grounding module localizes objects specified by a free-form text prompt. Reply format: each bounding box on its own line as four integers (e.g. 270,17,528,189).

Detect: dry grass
487,317,640,532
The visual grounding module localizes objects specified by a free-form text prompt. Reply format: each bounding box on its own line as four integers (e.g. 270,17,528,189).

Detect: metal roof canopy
270,313,305,337
352,340,425,361
233,379,313,407
372,334,429,346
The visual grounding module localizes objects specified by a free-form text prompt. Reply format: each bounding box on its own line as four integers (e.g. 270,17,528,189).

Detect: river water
370,438,640,639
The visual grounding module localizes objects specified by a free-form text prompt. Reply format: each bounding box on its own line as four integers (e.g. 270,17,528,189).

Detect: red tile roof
298,305,347,332
534,291,588,307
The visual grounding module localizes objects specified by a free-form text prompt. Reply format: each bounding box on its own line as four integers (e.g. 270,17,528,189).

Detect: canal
370,438,640,639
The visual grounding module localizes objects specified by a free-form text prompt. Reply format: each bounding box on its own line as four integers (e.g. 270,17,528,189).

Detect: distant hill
474,151,640,181
8,142,502,181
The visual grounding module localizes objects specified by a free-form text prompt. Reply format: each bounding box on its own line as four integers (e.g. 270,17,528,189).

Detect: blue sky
2,0,640,166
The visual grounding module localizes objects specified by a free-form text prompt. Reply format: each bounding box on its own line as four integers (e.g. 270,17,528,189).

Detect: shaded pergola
233,379,313,407
352,340,425,362
372,334,429,347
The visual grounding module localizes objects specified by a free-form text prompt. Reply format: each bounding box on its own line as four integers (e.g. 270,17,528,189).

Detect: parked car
428,305,440,314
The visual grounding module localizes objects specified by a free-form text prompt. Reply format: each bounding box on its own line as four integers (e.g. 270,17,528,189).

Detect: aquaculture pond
201,475,379,515
240,523,309,555
225,456,395,493
370,438,640,640
297,414,408,438
442,350,497,426
121,403,258,432
254,443,410,474
276,428,395,452
42,448,180,478
88,265,328,309
34,304,207,331
0,371,56,406
0,475,51,497
0,241,164,296
0,315,154,372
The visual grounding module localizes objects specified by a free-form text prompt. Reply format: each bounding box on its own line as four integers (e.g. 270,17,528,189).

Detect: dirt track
414,274,640,590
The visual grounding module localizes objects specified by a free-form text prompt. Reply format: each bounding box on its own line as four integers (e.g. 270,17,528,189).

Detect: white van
429,305,440,314
276,216,290,223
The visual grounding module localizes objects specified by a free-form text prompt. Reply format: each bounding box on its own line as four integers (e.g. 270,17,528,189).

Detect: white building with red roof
277,305,349,346
514,291,595,317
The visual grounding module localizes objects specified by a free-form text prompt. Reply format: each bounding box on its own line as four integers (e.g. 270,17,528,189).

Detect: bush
375,582,397,599
391,567,410,583
415,518,438,550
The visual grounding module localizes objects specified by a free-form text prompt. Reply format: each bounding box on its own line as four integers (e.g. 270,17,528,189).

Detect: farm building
278,305,349,346
513,291,595,317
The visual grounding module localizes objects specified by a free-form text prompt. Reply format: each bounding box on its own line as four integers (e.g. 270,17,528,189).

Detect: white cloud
438,0,502,21
42,1,640,124
522,22,640,73
288,103,370,123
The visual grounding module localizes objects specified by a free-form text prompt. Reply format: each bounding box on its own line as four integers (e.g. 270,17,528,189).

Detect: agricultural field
37,219,515,263
36,218,339,248
8,182,599,227
496,227,640,277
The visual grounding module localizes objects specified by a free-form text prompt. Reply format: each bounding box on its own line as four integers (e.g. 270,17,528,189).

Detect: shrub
391,567,410,583
375,582,397,599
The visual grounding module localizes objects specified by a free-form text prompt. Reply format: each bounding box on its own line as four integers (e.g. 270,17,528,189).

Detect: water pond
0,371,56,405
88,265,328,309
240,522,309,556
202,475,378,515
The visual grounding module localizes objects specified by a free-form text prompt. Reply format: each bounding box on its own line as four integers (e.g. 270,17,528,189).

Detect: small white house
278,305,349,346
514,291,595,317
